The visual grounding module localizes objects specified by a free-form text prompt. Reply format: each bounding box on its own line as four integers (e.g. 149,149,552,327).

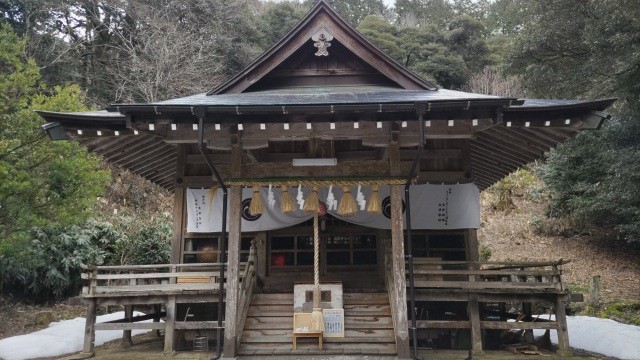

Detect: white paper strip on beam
185,184,480,232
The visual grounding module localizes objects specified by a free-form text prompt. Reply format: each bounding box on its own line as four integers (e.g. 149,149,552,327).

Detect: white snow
532,315,640,360
0,311,154,360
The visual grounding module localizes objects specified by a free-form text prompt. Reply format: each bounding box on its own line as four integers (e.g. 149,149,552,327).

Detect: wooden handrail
236,240,258,342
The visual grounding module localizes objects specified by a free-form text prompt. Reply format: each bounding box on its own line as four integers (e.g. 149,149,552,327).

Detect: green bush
0,224,109,299
0,216,171,300
538,108,640,246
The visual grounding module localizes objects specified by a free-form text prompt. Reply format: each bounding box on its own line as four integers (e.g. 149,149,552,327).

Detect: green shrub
0,225,108,299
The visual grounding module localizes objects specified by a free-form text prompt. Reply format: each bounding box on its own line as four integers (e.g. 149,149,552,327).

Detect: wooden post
82,299,97,355
170,144,186,264
466,229,479,261
555,296,572,357
523,302,534,344
223,185,243,358
223,136,243,358
390,185,410,359
163,295,177,354
254,232,267,282
468,295,484,355
123,305,133,345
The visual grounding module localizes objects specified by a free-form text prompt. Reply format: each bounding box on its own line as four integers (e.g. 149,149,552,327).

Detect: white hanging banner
186,187,312,232
186,183,480,232
323,183,480,230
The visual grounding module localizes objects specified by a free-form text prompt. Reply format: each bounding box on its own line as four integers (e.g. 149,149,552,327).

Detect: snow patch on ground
0,311,153,360
533,315,640,360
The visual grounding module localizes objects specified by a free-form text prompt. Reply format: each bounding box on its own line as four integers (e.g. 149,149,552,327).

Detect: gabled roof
209,0,437,94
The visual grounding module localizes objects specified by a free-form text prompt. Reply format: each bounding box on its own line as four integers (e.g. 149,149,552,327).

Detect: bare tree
464,67,524,97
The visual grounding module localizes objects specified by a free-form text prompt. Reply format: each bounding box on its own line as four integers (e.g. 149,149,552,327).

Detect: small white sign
323,309,344,338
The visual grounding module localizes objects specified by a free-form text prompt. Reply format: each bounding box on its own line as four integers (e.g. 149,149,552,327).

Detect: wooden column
466,229,479,261
122,305,133,345
468,295,484,355
254,232,267,282
170,144,186,264
223,186,243,358
82,299,97,355
223,137,243,358
555,296,572,357
163,296,177,354
390,185,410,359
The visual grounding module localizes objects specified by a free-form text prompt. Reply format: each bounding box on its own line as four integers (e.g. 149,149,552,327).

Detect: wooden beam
492,127,554,152
470,145,527,169
104,137,165,163
476,132,543,160
417,171,469,183
116,144,174,168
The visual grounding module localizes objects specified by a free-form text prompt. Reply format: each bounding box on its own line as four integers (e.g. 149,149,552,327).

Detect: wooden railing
236,240,257,341
80,262,246,298
408,258,568,293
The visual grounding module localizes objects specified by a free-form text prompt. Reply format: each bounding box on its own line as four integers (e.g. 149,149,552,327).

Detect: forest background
0,0,638,316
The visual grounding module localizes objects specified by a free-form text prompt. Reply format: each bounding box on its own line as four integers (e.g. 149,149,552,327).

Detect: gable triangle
208,0,437,95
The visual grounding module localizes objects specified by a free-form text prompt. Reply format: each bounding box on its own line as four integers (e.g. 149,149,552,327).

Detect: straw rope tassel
338,186,357,216
280,185,296,213
311,211,324,332
367,184,381,213
248,186,264,216
303,186,319,213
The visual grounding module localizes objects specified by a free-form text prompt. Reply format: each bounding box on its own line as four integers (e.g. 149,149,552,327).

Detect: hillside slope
478,170,640,303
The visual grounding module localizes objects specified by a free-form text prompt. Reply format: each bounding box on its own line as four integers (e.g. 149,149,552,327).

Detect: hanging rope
310,211,324,332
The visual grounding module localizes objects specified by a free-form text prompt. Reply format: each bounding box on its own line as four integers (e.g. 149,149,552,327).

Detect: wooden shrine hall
38,1,614,358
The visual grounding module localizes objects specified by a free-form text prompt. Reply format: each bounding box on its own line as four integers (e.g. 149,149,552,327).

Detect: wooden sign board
323,308,344,338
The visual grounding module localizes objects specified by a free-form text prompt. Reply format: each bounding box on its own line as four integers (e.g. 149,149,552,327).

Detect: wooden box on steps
292,312,323,350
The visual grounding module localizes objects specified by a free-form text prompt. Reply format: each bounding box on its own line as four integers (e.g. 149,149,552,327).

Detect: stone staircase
239,291,397,356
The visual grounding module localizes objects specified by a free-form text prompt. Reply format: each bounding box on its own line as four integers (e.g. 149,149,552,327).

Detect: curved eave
36,97,615,192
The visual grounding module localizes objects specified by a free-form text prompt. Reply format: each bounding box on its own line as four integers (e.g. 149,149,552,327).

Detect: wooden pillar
170,144,186,264
468,295,484,355
466,228,479,261
163,296,177,354
82,299,97,355
523,302,534,344
122,305,133,345
223,136,243,358
390,185,410,359
223,185,243,358
555,296,572,357
254,232,267,282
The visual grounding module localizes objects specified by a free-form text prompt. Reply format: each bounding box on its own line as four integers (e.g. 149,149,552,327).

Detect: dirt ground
0,295,86,340
479,190,640,302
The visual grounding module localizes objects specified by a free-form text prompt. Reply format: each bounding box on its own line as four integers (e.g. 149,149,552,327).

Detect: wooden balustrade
403,257,572,356
80,262,247,298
